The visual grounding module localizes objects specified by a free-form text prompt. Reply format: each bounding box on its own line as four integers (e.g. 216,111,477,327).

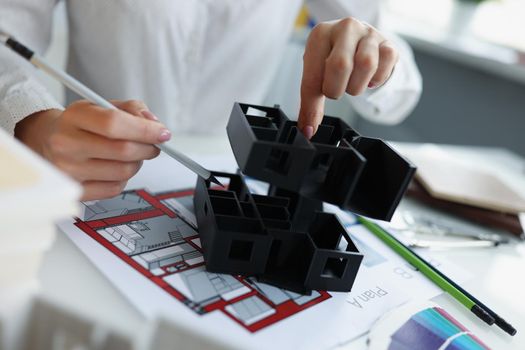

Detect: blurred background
42,0,525,156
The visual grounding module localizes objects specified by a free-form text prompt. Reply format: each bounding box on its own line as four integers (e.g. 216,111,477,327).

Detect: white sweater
0,0,422,135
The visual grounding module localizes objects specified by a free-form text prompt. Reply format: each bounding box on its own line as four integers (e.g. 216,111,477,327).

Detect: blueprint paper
58,153,470,350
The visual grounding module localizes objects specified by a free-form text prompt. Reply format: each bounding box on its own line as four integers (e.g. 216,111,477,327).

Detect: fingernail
141,110,159,121
158,129,171,142
368,82,376,89
303,125,314,140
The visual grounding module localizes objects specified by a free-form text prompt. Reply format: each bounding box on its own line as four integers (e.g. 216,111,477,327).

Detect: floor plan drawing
74,189,331,333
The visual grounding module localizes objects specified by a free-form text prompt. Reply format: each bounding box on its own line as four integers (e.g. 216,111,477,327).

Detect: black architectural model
194,103,416,294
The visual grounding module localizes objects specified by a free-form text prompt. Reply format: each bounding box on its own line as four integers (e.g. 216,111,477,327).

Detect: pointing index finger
298,23,332,138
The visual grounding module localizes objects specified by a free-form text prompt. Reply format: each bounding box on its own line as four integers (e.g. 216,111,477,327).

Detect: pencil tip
209,176,225,188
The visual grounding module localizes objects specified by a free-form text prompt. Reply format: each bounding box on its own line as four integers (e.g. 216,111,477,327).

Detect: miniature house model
194,103,416,294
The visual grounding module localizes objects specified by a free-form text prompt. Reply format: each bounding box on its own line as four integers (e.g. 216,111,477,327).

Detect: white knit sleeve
306,0,422,125
0,0,62,135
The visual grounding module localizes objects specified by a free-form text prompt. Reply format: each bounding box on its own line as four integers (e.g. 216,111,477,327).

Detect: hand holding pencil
16,100,170,200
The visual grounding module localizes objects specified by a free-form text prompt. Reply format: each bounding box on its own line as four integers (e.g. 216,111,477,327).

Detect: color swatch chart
368,301,491,350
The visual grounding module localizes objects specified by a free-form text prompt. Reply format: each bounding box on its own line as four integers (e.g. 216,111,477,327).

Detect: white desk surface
38,135,525,349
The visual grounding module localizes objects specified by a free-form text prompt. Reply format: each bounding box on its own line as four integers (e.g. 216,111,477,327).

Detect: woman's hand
298,17,399,138
15,100,170,200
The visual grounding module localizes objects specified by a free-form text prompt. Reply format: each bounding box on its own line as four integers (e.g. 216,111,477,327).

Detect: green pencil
361,215,516,336
357,216,495,326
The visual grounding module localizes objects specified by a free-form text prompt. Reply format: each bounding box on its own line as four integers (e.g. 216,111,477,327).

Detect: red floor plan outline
75,188,331,332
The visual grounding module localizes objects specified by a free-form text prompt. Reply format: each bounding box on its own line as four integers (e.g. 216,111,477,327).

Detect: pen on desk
1,33,224,188
406,238,500,249
401,236,517,336
360,216,517,336
357,216,518,334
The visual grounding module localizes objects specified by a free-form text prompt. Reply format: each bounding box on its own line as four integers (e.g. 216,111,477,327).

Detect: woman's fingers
42,99,167,201
55,158,143,182
49,127,160,162
111,99,148,116
369,41,398,88
298,23,332,138
346,35,380,95
81,180,128,201
323,18,365,99
111,100,159,121
64,101,170,144
298,17,399,139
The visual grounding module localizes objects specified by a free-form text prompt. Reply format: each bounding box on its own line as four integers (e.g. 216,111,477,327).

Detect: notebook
406,146,525,214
